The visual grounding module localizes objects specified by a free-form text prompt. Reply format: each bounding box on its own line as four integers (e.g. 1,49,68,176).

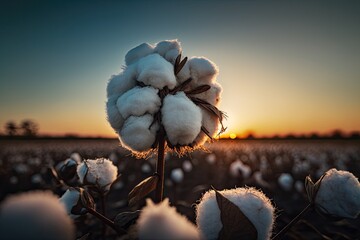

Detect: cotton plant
0,191,75,240
196,187,275,240
106,39,225,205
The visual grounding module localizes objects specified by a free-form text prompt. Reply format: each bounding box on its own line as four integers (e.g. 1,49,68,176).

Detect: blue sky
1,0,359,136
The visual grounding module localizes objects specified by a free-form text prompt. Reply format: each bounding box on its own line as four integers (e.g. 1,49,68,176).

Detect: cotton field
0,138,359,239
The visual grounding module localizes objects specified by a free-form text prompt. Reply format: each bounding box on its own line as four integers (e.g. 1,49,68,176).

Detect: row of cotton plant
1,40,360,240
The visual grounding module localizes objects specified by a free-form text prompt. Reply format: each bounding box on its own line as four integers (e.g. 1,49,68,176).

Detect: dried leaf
77,233,90,240
201,126,213,139
175,56,188,75
185,84,211,95
114,210,141,230
128,175,158,206
305,174,326,203
214,189,257,240
79,187,95,210
171,78,193,93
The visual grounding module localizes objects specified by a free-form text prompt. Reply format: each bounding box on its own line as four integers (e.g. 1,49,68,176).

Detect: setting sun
229,133,237,139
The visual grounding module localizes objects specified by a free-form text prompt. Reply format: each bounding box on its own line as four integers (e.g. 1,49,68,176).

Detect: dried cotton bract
106,39,224,155
196,187,275,240
0,191,75,240
315,168,360,219
77,158,118,193
137,198,201,240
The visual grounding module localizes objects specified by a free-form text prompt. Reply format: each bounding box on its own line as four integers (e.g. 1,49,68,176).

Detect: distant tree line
2,120,39,137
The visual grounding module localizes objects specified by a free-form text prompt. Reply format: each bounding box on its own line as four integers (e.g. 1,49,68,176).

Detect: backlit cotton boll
315,168,360,219
196,187,275,240
171,168,184,183
137,199,201,240
120,114,159,152
77,158,118,193
0,191,75,240
137,54,177,90
106,39,223,154
162,92,202,145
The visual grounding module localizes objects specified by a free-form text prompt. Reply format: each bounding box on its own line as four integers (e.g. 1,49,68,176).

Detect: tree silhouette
5,121,17,136
20,120,39,137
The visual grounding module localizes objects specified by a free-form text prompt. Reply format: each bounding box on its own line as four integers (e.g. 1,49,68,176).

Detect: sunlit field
1,138,359,239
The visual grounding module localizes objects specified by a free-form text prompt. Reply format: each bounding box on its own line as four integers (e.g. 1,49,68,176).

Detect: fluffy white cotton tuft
196,187,275,240
171,168,184,183
106,95,125,131
137,54,177,90
154,39,182,58
125,43,154,66
137,198,201,240
59,188,85,218
77,158,118,193
120,114,159,152
117,86,161,119
315,168,360,219
278,173,294,191
162,92,202,145
189,57,219,85
107,64,138,98
0,191,75,240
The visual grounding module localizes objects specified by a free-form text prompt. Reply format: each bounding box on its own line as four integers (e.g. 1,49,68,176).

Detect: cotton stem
155,127,166,203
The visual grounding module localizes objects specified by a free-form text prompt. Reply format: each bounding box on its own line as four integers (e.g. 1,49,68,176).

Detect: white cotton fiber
137,54,177,90
77,158,118,193
0,191,75,240
229,160,252,179
162,92,202,145
278,173,294,191
120,114,159,152
107,64,138,97
176,61,191,83
165,48,181,64
59,188,85,218
189,57,219,84
137,199,201,240
125,43,155,66
315,168,360,219
154,39,182,58
106,95,125,131
117,86,161,119
196,187,275,240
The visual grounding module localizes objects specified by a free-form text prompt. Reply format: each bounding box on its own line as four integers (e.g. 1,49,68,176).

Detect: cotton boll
77,158,118,193
162,92,202,145
165,48,181,64
59,188,86,218
141,163,152,173
315,168,360,219
107,64,138,97
125,43,154,66
278,173,294,191
206,153,216,165
0,191,75,240
106,95,125,131
189,57,219,84
120,114,159,152
117,86,161,119
154,39,182,58
138,198,201,240
137,54,177,90
171,168,184,183
196,187,275,240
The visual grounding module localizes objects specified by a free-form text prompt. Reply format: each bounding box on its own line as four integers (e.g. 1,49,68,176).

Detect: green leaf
128,175,158,207
114,210,141,230
214,189,257,240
